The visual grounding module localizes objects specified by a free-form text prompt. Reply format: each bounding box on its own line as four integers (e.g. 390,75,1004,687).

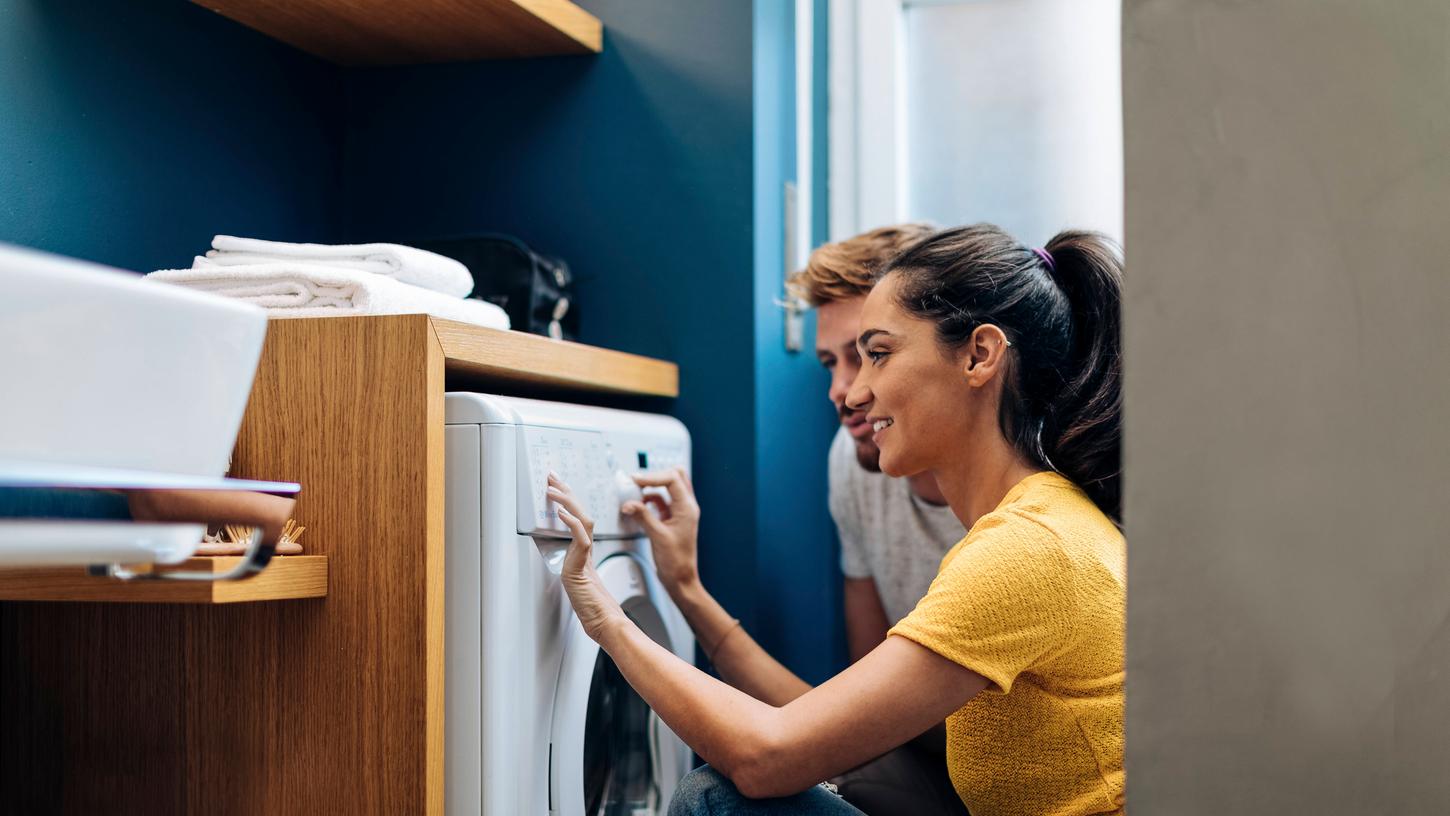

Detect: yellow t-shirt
889,471,1125,816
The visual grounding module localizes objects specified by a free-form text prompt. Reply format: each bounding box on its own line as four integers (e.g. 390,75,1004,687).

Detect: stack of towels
148,236,510,330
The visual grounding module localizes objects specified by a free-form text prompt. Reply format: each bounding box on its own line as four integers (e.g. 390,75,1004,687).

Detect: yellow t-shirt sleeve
889,512,1078,694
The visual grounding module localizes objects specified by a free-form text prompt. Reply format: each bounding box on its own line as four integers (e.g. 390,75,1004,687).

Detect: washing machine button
613,470,644,508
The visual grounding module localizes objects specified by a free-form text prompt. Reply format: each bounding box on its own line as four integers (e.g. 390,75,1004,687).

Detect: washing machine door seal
549,552,685,815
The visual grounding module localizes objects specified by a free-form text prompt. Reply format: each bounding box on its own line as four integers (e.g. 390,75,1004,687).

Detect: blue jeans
668,766,865,816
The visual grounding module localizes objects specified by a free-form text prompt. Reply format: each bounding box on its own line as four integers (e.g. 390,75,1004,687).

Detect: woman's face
844,275,982,478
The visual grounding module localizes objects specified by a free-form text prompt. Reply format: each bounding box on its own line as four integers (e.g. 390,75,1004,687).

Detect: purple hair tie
1032,247,1056,272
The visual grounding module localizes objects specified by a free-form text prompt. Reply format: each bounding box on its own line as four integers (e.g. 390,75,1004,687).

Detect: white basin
0,243,269,566
0,243,267,477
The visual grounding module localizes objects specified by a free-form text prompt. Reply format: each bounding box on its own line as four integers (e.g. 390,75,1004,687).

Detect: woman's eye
866,348,889,364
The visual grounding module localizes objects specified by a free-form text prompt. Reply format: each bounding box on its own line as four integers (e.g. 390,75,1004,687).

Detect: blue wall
337,0,766,637
0,0,342,273
0,0,846,681
751,0,844,683
339,0,843,681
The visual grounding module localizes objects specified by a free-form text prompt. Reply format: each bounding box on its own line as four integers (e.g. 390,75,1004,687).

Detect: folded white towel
203,235,474,298
148,260,509,330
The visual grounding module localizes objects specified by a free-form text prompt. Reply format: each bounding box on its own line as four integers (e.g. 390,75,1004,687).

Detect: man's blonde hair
786,224,935,306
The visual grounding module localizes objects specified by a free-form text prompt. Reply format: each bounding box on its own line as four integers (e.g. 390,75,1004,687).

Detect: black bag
411,234,578,340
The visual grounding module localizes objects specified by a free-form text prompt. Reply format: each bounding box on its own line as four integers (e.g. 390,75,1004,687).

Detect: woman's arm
623,468,811,706
549,475,988,798
601,621,986,798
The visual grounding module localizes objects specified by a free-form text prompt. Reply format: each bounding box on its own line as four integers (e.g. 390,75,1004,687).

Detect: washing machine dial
613,470,644,509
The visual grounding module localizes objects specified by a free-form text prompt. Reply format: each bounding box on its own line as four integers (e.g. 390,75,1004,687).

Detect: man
787,224,968,815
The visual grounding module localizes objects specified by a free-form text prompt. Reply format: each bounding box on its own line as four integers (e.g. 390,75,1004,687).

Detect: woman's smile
870,415,894,444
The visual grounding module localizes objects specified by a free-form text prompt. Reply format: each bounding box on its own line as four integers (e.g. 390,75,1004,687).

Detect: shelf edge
429,317,679,397
0,556,328,604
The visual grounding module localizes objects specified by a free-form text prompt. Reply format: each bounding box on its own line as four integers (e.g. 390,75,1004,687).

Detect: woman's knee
669,765,734,815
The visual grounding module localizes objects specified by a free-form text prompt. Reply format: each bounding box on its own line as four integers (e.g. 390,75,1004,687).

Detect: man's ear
962,324,1011,386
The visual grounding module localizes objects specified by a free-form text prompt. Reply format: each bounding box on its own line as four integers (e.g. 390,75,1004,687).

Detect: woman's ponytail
1040,230,1122,523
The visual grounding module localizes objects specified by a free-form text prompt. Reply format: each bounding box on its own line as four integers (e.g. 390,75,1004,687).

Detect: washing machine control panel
517,425,690,540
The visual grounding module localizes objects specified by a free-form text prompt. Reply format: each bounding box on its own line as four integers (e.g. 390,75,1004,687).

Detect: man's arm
829,433,889,663
670,579,814,706
627,469,813,706
843,576,892,663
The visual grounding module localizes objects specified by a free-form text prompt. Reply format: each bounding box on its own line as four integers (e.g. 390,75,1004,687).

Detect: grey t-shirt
828,426,966,625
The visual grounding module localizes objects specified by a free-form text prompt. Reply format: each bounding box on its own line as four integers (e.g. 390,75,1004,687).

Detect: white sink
0,243,270,566
0,243,267,477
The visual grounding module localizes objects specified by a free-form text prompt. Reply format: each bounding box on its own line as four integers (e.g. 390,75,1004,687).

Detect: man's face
816,296,881,472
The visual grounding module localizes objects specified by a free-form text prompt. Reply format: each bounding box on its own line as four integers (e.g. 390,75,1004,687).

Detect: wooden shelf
430,317,678,397
0,556,327,603
266,315,676,397
191,0,603,65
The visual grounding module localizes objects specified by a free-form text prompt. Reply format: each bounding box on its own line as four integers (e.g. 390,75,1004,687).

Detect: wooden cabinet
0,315,676,814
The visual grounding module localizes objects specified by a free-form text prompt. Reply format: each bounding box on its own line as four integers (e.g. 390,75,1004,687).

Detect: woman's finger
556,507,598,589
556,503,588,541
555,504,593,568
623,499,670,539
641,493,671,520
546,482,594,532
631,469,691,505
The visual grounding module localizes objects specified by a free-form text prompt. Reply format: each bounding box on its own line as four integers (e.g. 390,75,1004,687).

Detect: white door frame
828,0,909,240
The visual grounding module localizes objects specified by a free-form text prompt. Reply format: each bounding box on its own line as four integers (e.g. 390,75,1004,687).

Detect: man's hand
623,467,702,595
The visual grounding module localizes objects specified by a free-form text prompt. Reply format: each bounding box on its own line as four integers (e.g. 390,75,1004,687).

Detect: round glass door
581,596,672,814
551,553,685,816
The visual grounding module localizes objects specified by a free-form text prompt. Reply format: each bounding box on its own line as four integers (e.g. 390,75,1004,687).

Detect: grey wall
1124,1,1450,812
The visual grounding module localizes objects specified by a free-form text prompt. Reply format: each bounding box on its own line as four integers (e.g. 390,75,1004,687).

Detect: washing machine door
550,552,688,816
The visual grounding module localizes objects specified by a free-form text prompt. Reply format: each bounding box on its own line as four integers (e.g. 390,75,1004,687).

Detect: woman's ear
962,324,1012,387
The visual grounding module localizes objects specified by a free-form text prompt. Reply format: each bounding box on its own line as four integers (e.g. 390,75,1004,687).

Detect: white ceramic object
0,243,269,567
0,521,204,566
0,243,266,477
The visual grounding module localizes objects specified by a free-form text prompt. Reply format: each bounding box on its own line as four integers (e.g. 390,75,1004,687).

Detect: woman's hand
547,473,627,642
624,467,702,595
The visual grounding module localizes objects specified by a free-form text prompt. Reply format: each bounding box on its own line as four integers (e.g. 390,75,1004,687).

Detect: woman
548,224,1125,815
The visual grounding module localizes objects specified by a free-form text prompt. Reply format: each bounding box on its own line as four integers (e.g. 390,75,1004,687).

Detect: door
549,552,689,815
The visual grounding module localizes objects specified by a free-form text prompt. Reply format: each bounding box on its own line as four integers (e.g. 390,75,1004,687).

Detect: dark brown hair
787,224,935,306
882,224,1123,523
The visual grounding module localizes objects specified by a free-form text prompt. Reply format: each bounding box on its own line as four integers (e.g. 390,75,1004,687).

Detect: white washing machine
444,392,695,815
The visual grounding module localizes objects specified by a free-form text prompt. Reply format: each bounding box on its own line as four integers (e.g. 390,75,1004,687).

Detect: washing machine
444,392,695,815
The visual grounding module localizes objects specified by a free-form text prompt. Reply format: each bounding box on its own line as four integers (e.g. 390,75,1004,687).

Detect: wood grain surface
0,556,328,603
0,315,445,813
431,317,680,397
0,314,677,813
189,0,602,65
